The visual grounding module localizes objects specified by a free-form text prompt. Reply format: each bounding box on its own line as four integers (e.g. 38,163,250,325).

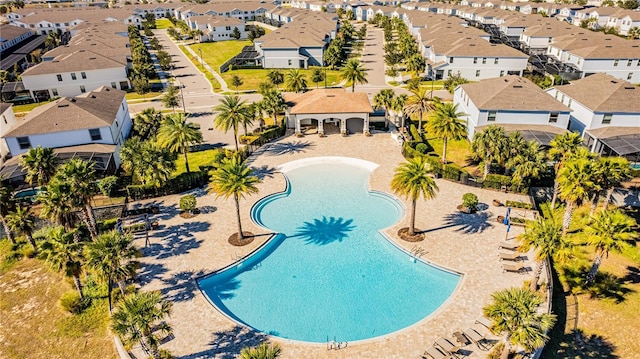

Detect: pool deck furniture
498,240,520,250
424,345,453,359
499,250,522,261
435,337,462,358
463,324,493,351
475,316,493,329
501,261,527,273
453,331,469,346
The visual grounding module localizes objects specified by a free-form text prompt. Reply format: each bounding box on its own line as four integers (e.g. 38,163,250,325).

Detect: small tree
162,84,180,112
443,72,469,94
462,193,478,212
311,68,325,88
132,77,151,95
179,194,197,213
231,27,241,40
231,75,243,92
156,50,172,71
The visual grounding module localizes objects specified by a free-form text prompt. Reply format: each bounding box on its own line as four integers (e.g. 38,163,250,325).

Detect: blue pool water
198,160,460,343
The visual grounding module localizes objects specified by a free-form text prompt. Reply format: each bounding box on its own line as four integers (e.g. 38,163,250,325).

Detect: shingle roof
461,75,571,112
22,49,126,76
285,89,373,114
553,73,640,113
4,86,125,137
0,24,31,42
0,102,12,115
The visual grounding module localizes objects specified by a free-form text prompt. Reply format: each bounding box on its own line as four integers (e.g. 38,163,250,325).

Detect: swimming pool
13,188,42,202
198,157,461,343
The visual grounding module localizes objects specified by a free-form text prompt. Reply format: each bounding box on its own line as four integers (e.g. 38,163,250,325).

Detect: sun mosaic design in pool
198,157,460,343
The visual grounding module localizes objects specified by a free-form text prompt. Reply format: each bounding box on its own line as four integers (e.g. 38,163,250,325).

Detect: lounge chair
499,250,522,261
475,316,493,329
501,261,527,273
463,325,493,351
498,241,519,250
435,337,462,358
423,346,452,359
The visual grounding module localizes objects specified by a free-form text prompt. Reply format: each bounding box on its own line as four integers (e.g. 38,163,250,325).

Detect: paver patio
130,131,536,359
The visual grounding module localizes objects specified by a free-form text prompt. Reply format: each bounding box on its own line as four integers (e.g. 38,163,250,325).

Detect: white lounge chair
423,346,452,359
435,337,462,358
475,316,493,329
499,241,520,250
463,325,493,351
499,250,522,261
502,261,527,273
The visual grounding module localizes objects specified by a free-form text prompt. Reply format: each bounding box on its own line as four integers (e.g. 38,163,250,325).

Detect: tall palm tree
518,216,570,291
391,157,439,236
340,58,368,92
557,158,597,236
285,69,308,93
484,288,556,359
594,156,631,212
373,89,395,127
260,88,286,127
585,209,637,284
0,178,16,244
37,179,76,231
548,132,582,208
213,95,250,151
39,226,84,298
239,342,282,359
506,140,547,187
208,155,260,242
391,94,408,128
111,291,173,359
85,230,139,312
56,159,99,238
404,86,433,134
267,69,284,89
21,146,57,187
6,205,37,251
157,113,203,173
426,100,467,164
471,125,507,180
133,107,163,140
406,54,425,77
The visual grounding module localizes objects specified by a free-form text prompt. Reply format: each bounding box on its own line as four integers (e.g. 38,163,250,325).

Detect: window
2,115,6,124
602,113,612,124
613,59,618,67
81,72,86,79
449,57,454,63
71,73,78,80
500,70,505,76
80,85,86,93
473,57,478,64
482,57,487,64
476,70,481,77
111,82,117,89
487,111,497,122
447,69,452,76
288,59,292,66
56,74,62,82
568,99,572,107
494,58,499,64
52,88,58,96
17,137,31,150
628,60,633,67
628,73,633,80
89,128,102,141
549,112,558,123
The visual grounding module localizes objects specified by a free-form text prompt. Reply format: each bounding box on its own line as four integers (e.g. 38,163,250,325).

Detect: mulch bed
179,212,198,219
398,227,425,242
228,231,255,246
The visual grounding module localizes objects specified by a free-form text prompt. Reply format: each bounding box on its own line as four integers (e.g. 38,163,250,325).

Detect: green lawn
11,99,56,113
425,135,478,173
222,68,342,92
125,90,163,101
155,18,173,30
172,149,221,176
190,41,252,72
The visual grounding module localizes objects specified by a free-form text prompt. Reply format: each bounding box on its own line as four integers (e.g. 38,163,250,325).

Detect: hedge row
506,200,533,210
126,171,209,200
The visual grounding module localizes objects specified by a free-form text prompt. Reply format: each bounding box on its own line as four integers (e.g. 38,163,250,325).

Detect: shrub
505,200,533,210
98,218,118,232
126,171,209,200
239,135,259,144
179,194,197,213
58,291,89,314
462,192,479,210
402,141,423,159
442,164,462,181
415,143,428,154
409,124,423,142
98,176,119,197
483,174,512,190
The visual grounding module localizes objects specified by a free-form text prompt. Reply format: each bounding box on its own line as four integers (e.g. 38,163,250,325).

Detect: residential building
0,24,33,52
454,75,571,142
0,103,18,166
186,15,247,41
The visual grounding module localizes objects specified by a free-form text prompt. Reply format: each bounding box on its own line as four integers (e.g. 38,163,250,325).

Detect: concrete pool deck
129,132,535,359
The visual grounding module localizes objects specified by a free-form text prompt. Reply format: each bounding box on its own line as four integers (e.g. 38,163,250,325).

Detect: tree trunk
351,83,355,92
551,178,559,208
234,193,243,241
107,278,113,313
1,215,16,245
183,149,190,173
441,137,448,164
117,280,126,296
562,201,574,237
590,192,599,216
483,152,491,180
417,109,423,134
232,124,239,152
73,275,84,299
83,205,97,239
603,186,615,211
26,233,37,251
586,251,604,284
409,199,417,236
530,260,543,292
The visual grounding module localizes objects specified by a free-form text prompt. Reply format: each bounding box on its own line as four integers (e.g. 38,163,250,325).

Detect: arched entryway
346,117,365,134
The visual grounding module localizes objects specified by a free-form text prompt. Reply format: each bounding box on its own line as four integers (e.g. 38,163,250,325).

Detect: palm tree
157,113,203,174
391,94,408,128
111,291,173,359
506,140,547,187
6,205,37,251
208,155,260,242
548,132,582,208
471,125,507,180
39,226,85,298
406,54,426,77
214,95,250,151
56,159,99,238
21,146,57,187
627,26,640,40
518,216,570,291
373,89,395,127
0,178,16,244
239,342,282,359
404,86,433,134
260,88,286,127
594,156,631,212
162,84,180,112
340,58,368,92
85,230,139,312
391,157,439,236
484,288,556,359
585,209,637,284
285,69,307,93
133,107,163,140
267,69,284,89
426,100,467,164
37,179,76,231
557,158,597,236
